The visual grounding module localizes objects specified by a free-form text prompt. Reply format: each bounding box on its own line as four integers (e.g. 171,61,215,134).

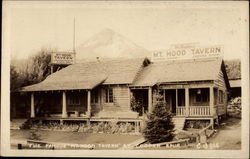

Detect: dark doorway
131,89,148,116
165,89,176,114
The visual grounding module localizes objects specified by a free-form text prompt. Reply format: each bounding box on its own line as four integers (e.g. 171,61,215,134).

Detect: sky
4,1,248,60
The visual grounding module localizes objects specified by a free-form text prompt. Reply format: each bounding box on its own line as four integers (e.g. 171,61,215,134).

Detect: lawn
10,129,143,149
11,117,241,150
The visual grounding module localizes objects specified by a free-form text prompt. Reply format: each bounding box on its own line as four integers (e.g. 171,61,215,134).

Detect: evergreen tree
143,94,175,144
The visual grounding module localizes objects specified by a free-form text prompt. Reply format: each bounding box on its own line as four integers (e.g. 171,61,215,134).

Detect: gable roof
132,57,227,87
100,58,150,84
21,58,149,92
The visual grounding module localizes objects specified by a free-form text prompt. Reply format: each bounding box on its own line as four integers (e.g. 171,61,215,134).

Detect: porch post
31,92,35,118
148,87,152,113
185,88,189,116
87,90,91,117
209,87,214,116
62,91,67,118
176,89,178,106
98,89,101,105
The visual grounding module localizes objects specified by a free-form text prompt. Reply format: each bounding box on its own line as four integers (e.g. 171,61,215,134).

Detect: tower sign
51,52,76,65
50,52,76,74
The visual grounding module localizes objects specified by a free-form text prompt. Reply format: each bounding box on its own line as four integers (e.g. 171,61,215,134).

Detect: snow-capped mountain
76,28,150,59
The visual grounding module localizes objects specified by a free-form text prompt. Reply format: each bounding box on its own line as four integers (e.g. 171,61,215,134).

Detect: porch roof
21,58,149,91
132,58,223,87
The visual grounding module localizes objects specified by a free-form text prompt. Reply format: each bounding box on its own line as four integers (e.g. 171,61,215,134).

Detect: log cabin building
20,57,230,129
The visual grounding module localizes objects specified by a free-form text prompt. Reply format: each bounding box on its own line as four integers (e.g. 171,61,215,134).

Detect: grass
10,129,142,149
11,117,241,150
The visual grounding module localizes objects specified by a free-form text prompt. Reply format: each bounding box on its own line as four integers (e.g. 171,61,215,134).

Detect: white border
1,1,249,158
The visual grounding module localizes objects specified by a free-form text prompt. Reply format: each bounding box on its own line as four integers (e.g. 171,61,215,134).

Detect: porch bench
50,113,62,118
79,112,88,117
67,111,80,117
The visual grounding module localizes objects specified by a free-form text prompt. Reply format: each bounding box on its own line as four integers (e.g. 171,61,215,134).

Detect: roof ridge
76,57,145,64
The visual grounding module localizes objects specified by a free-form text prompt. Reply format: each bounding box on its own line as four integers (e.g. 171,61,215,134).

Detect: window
91,90,98,103
69,95,80,105
196,94,202,102
219,90,224,104
105,88,113,103
195,89,209,103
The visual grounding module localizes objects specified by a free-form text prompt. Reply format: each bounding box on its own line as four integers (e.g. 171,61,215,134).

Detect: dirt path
208,117,241,149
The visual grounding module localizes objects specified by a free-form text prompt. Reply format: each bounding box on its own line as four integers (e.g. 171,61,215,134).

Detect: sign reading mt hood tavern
152,44,223,61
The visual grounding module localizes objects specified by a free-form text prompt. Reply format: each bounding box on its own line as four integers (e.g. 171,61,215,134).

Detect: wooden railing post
189,106,210,116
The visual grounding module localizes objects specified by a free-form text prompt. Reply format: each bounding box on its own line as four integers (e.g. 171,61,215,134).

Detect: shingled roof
21,57,229,92
132,57,226,87
21,58,150,92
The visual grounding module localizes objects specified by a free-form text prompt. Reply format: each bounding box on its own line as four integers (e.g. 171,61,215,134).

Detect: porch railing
176,107,186,116
176,106,211,116
189,106,210,116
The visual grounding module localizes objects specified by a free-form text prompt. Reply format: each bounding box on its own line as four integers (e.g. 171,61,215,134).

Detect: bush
143,94,175,144
227,97,241,118
28,129,41,140
20,119,32,129
24,120,138,134
185,120,210,129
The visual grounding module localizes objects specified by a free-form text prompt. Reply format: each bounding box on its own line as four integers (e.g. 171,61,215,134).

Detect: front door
165,89,176,114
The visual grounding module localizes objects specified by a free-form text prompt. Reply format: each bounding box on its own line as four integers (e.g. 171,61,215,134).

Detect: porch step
172,117,186,130
10,119,27,130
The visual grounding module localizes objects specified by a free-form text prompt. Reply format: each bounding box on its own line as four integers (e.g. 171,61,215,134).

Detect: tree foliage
143,94,175,144
10,65,22,91
10,47,54,91
224,59,241,80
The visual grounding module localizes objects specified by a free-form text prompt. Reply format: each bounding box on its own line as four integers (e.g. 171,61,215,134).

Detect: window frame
105,87,114,103
219,90,224,104
195,89,209,103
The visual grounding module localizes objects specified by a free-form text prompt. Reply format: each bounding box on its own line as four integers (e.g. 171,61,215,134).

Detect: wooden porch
157,85,218,118
176,106,211,117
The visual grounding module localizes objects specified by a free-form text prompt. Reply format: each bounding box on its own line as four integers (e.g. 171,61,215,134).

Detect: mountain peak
99,28,116,35
76,28,150,59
